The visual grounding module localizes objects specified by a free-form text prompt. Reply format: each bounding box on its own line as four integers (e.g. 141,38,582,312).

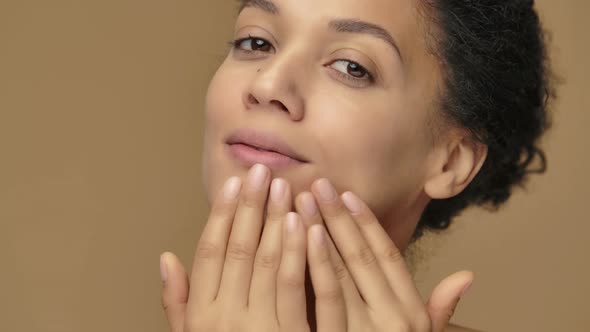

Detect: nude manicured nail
159,254,168,283
316,179,336,201
341,192,361,214
286,212,299,233
270,178,286,202
223,177,242,200
460,280,473,298
300,192,318,216
311,225,325,245
248,164,269,190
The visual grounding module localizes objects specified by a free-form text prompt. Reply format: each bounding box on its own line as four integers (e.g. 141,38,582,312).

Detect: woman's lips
224,128,309,170
226,143,305,169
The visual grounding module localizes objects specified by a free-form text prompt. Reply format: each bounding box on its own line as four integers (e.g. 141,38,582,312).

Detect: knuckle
315,246,331,265
264,211,283,225
279,272,304,289
331,202,350,218
240,190,263,209
196,241,222,260
226,242,256,261
413,311,432,331
381,244,403,263
254,253,279,270
321,201,348,220
160,297,170,311
185,317,234,332
210,197,233,216
343,245,377,267
331,260,349,281
216,319,235,332
408,309,432,331
184,316,205,332
447,304,457,321
315,287,343,305
393,320,412,332
355,215,376,227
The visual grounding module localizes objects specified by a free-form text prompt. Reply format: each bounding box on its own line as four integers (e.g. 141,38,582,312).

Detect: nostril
271,100,288,112
248,94,258,104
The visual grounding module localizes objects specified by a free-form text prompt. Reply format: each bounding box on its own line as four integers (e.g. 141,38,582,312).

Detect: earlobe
424,138,488,200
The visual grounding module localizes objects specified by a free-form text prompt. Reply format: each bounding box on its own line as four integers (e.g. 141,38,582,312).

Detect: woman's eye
231,36,273,53
330,60,375,83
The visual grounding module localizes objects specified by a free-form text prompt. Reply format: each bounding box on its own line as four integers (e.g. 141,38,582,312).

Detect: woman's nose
243,55,305,121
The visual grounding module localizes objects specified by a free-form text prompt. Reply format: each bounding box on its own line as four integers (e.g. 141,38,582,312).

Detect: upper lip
226,128,309,162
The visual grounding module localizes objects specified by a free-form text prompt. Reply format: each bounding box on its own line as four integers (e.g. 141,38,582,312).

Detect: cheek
315,102,430,216
204,66,236,135
201,63,246,205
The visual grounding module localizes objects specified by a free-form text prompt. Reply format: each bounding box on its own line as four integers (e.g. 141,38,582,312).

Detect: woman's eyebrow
329,19,402,61
239,0,279,15
239,0,402,61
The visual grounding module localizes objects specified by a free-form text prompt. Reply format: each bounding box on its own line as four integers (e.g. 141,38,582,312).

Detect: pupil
348,63,364,78
253,39,268,51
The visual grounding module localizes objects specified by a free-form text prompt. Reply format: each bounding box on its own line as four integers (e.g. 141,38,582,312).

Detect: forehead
240,0,418,29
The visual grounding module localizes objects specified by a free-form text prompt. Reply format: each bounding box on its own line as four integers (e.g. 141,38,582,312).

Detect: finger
340,191,425,313
427,271,474,332
295,192,363,307
160,252,190,332
188,176,242,309
277,213,309,330
249,178,291,313
311,179,397,309
217,164,271,306
307,224,347,332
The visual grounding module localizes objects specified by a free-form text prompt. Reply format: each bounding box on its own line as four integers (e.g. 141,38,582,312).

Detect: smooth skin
160,164,476,332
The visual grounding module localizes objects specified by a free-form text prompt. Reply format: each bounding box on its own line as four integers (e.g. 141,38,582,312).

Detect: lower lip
226,143,305,169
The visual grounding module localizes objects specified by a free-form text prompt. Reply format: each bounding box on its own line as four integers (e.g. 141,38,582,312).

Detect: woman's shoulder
447,324,481,332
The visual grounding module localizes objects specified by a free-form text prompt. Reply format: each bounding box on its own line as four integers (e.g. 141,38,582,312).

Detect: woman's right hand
159,164,310,332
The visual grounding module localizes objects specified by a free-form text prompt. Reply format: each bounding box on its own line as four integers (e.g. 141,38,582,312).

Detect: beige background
1,1,588,331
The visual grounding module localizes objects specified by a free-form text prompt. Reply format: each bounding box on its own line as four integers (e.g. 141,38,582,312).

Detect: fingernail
248,164,269,190
300,192,318,216
159,254,168,283
223,177,242,200
316,178,336,201
311,225,325,245
341,192,361,214
270,178,286,202
460,280,473,298
286,212,299,233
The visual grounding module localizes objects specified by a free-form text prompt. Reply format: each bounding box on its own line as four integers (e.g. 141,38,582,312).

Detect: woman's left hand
295,178,473,332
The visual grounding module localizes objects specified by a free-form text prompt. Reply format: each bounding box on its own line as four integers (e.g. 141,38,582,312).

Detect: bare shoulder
446,323,482,332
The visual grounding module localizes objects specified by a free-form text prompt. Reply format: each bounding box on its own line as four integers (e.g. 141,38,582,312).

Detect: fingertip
309,224,326,247
160,252,189,332
428,270,475,310
427,271,474,332
285,212,301,234
160,252,189,288
457,270,475,298
447,270,475,295
307,225,330,266
160,252,170,283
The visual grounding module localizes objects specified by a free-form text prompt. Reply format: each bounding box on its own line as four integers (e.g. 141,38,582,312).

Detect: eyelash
227,36,376,86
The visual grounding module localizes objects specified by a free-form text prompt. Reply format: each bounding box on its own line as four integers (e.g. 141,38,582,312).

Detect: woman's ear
424,136,488,199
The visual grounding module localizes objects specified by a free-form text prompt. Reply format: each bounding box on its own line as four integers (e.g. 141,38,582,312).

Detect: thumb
160,251,190,332
426,270,474,332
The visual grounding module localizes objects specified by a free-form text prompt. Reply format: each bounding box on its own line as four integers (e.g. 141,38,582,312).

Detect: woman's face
202,0,443,248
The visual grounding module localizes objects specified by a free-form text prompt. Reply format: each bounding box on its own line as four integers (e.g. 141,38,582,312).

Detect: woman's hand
160,164,310,332
294,178,473,332
160,173,473,331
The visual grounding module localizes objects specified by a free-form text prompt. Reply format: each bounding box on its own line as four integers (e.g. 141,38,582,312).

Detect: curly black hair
414,0,554,240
